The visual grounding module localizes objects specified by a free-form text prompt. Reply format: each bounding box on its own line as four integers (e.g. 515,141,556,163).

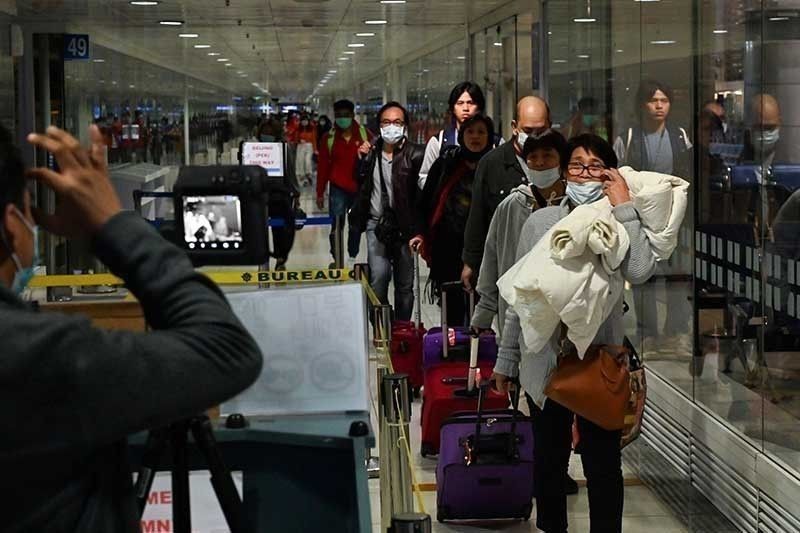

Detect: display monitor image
182,195,243,250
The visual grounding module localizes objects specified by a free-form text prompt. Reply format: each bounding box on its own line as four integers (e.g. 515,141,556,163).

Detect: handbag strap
377,148,392,213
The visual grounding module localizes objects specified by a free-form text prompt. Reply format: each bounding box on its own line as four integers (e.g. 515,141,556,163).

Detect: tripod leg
135,428,170,516
190,416,244,533
171,422,192,533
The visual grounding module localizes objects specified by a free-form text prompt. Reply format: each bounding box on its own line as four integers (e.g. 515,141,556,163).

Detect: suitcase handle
412,249,421,329
440,281,475,361
473,380,521,462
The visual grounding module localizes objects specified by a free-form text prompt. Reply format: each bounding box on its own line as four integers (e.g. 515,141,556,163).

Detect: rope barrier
392,386,427,515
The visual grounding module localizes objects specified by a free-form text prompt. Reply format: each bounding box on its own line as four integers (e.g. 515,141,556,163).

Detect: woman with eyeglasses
410,114,495,325
492,134,657,533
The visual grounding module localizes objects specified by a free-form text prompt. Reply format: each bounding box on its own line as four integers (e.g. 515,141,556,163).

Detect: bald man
742,93,782,166
461,96,551,289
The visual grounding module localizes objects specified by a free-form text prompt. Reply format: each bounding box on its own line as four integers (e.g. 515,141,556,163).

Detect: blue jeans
329,184,361,259
366,219,414,321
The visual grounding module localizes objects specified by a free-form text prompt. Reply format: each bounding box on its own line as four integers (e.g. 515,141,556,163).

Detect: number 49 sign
64,34,90,61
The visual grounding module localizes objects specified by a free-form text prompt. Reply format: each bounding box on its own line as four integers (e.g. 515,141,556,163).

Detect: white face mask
381,124,406,145
516,131,528,151
752,128,780,153
565,181,605,205
525,166,561,189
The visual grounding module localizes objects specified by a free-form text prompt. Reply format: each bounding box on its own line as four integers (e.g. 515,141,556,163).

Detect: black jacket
1,212,262,532
462,141,527,270
351,138,425,236
416,145,464,236
621,124,692,178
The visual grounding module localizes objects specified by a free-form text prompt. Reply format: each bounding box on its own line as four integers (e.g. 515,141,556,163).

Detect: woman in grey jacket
492,134,657,533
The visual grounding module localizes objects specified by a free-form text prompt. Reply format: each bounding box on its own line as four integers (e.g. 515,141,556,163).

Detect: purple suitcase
423,281,498,369
436,386,534,522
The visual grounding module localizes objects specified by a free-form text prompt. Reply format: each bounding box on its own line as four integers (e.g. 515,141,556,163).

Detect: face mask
565,181,605,205
582,114,597,127
301,120,309,126
381,124,405,145
516,131,528,151
259,134,275,142
2,207,39,296
526,166,561,189
752,128,780,153
335,117,353,130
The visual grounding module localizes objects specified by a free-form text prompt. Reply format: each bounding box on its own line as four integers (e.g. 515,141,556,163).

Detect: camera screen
182,195,244,250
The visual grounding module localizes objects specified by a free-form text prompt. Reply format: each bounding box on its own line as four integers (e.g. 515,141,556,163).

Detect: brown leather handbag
544,344,632,431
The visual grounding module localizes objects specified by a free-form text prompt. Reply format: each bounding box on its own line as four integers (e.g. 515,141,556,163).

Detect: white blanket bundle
498,199,628,357
498,168,690,358
618,166,689,260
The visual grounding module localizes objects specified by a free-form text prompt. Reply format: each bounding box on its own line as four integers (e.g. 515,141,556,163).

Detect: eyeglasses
380,119,405,127
566,162,606,178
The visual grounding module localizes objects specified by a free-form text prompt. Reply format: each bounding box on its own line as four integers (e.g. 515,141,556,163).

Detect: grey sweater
495,198,657,408
471,185,537,337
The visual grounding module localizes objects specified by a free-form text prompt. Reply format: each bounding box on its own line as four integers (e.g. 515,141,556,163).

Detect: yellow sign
29,269,357,288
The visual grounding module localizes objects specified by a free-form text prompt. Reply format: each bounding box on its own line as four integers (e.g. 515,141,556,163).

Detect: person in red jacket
316,99,370,264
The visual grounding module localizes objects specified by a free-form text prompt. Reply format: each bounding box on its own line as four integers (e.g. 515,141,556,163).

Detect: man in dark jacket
0,125,262,532
461,96,551,290
352,102,424,320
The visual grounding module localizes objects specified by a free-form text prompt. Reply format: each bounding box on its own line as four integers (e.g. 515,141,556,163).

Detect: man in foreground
0,124,262,532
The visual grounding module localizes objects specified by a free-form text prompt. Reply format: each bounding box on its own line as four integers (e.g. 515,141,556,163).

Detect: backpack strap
625,127,633,157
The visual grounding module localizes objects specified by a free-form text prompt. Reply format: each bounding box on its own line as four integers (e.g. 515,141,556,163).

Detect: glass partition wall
543,0,800,488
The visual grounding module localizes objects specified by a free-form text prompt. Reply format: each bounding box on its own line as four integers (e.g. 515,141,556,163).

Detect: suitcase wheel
420,443,435,458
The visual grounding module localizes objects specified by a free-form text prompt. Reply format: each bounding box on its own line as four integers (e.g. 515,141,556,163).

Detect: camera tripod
134,415,244,533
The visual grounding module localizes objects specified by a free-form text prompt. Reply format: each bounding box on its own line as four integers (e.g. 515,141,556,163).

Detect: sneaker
565,474,579,495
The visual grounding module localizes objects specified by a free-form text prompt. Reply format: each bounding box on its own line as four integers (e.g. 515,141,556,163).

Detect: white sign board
222,284,369,416
139,471,243,532
240,142,284,177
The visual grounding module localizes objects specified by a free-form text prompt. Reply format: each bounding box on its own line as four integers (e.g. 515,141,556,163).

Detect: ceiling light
225,63,232,67
456,55,466,60
93,59,105,63
129,1,160,5
713,29,728,34
634,0,661,2
328,70,337,73
344,51,356,55
356,32,375,37
348,43,365,48
770,16,789,21
651,40,676,45
493,42,503,47
338,57,350,61
616,49,624,53
364,20,388,25
553,59,567,63
179,33,199,38
217,58,230,62
577,54,590,58
208,52,220,56
129,84,136,88
574,18,596,23
159,20,184,26
194,44,211,49
380,0,406,3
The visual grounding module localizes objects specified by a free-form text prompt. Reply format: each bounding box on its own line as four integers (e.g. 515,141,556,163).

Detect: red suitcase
420,362,508,457
390,251,425,393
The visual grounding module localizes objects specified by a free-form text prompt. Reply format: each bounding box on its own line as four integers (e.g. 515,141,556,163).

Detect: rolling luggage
422,282,497,369
390,251,426,393
420,290,507,456
436,384,534,522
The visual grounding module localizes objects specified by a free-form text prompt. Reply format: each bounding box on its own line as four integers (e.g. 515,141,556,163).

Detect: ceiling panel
13,0,509,100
